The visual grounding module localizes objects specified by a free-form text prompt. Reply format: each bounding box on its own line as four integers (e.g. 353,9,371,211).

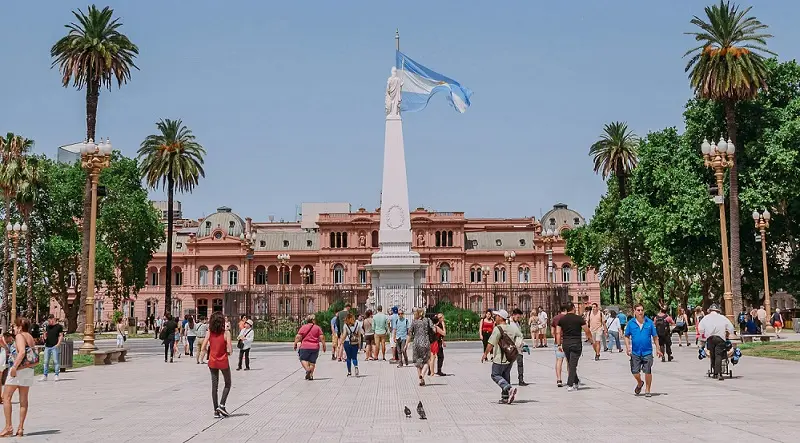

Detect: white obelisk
367,31,427,312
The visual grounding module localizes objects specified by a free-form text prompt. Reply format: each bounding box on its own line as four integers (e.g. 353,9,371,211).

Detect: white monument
366,66,427,312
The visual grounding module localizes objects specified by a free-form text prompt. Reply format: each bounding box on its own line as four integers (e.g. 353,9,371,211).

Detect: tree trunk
724,99,743,317
3,195,10,324
24,213,34,318
79,80,100,333
164,169,174,316
617,169,634,311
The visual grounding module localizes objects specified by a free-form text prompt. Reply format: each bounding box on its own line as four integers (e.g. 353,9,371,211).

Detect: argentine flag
396,51,472,114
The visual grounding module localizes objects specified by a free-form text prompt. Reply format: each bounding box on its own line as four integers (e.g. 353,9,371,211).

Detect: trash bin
59,340,74,370
793,318,799,333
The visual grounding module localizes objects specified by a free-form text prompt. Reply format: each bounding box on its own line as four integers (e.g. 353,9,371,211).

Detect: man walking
536,306,548,347
624,303,662,397
481,309,521,404
654,307,674,362
373,305,388,361
551,304,568,387
41,315,64,382
196,317,208,364
587,303,605,361
556,302,593,391
162,314,178,363
509,309,528,386
697,304,734,381
393,309,410,367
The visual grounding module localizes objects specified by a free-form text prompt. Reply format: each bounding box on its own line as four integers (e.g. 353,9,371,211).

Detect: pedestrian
481,309,521,404
389,306,399,363
409,309,433,386
428,314,446,377
606,310,622,353
236,319,254,371
186,315,197,358
556,302,594,391
654,308,674,362
182,315,191,356
174,318,182,359
1,317,37,437
340,313,362,377
161,314,178,363
195,317,208,364
116,318,126,348
587,303,606,360
693,307,705,346
434,313,447,376
479,310,494,352
393,309,410,368
771,309,784,339
202,312,232,418
536,306,549,347
336,304,351,361
697,304,734,381
294,315,325,380
0,333,12,401
624,303,662,397
551,305,568,387
41,315,64,382
363,310,375,360
528,311,540,348
372,305,388,361
155,316,163,340
674,307,690,346
330,315,339,361
617,310,628,334
756,306,767,332
509,308,528,386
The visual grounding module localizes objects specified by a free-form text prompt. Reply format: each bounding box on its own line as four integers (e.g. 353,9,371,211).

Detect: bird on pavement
417,401,426,420
404,406,411,418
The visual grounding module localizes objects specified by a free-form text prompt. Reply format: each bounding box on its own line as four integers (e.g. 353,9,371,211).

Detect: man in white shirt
509,309,528,386
536,307,549,348
697,304,734,381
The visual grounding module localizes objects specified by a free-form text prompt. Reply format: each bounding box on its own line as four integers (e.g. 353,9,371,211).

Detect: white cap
492,309,509,320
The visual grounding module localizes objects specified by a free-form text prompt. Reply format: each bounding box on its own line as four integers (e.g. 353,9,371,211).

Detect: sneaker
507,387,518,404
40,376,47,382
557,380,563,388
217,405,230,417
54,375,60,382
518,380,529,386
645,393,652,398
595,355,599,361
498,398,508,404
566,386,574,392
355,367,360,376
214,411,221,419
668,355,674,362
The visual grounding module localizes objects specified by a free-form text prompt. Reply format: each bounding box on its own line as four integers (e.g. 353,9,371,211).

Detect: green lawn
738,341,800,362
34,353,94,375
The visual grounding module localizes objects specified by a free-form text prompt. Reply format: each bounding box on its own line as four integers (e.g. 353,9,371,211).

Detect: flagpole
395,29,400,51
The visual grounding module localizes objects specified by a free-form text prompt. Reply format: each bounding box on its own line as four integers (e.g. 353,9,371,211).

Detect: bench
91,348,128,365
739,334,775,343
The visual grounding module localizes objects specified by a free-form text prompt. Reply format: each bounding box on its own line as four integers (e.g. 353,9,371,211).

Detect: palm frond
138,119,206,194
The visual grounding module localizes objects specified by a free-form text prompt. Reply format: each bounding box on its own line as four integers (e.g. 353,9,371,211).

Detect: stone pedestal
367,113,426,312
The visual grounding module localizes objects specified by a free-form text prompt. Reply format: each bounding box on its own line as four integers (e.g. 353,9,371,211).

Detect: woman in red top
293,315,326,380
479,310,495,352
202,312,232,418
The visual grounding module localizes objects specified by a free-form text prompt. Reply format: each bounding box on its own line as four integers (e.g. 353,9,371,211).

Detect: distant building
57,143,83,164
152,201,182,220
300,202,351,230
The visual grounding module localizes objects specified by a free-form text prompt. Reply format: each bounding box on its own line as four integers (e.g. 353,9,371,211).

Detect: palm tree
589,122,639,308
15,157,42,317
138,119,206,315
685,1,775,314
0,134,33,322
51,5,138,320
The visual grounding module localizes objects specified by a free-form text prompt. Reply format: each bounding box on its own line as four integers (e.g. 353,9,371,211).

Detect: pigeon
416,401,426,420
404,406,412,418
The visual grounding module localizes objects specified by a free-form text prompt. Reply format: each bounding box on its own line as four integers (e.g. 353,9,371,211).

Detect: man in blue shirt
617,310,628,334
393,310,410,367
624,303,663,397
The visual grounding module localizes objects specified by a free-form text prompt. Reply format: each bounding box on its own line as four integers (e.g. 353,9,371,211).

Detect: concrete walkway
11,339,800,442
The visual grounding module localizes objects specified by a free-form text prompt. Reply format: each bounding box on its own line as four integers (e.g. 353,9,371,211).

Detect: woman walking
186,315,197,357
673,307,689,346
693,306,705,346
294,315,326,380
116,319,126,348
237,319,254,371
362,310,375,360
202,312,233,418
1,317,37,437
340,314,362,376
479,310,494,352
409,309,433,386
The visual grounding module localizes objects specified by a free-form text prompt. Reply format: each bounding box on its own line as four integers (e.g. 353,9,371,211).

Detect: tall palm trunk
3,195,10,322
78,79,100,330
24,212,33,317
164,168,174,316
617,168,633,310
724,99,743,316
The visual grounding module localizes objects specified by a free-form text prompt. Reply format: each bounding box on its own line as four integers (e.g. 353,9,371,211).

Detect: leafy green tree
684,0,776,314
51,5,139,326
15,157,43,316
138,119,206,315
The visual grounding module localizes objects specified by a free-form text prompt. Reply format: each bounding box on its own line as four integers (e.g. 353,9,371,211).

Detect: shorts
390,335,396,348
375,333,387,341
298,348,320,364
365,334,375,345
773,321,782,328
6,367,34,387
592,330,604,342
332,334,339,348
630,354,654,374
673,324,687,334
555,347,565,359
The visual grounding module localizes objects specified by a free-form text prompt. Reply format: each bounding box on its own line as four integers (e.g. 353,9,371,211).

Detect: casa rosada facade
52,203,600,322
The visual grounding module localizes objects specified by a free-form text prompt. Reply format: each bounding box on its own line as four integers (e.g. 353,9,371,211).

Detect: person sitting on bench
745,315,761,335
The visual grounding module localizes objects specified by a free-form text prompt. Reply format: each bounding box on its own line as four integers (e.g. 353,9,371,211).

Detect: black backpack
654,315,669,335
426,319,437,344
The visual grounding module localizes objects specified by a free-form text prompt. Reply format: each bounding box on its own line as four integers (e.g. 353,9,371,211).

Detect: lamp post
504,250,516,306
78,138,112,353
6,222,27,325
752,209,771,317
701,137,735,323
300,267,311,285
240,231,255,290
481,265,490,307
278,253,290,285
541,229,557,284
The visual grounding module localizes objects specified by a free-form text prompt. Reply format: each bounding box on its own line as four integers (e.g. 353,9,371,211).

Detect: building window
494,266,506,283
470,267,483,283
371,231,379,247
333,264,344,284
228,267,239,285
447,231,454,247
174,271,183,286
176,242,182,249
172,299,182,317
342,232,348,248
283,240,289,248
518,266,530,283
562,265,572,283
520,296,532,313
358,269,367,285
69,272,77,288
213,231,222,240
495,239,502,247
150,271,158,286
198,268,208,285
260,240,266,247
255,267,266,285
95,300,104,322
279,297,291,316
495,296,508,311
439,263,451,283
519,239,526,246
301,298,315,315
330,232,336,248
307,239,313,247
213,267,223,285
578,268,587,282
472,239,478,248
435,231,441,247
470,296,484,313
228,221,235,236
205,221,211,229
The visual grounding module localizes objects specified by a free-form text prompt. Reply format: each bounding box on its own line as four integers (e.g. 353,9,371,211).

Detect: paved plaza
13,336,800,442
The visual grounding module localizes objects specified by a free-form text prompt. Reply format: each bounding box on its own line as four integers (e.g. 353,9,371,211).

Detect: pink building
52,203,599,322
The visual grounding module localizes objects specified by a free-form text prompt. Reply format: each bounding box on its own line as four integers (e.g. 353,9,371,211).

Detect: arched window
494,296,508,311
578,268,587,283
255,266,266,285
174,268,183,286
447,231,454,247
336,232,342,248
228,221,235,236
470,296,484,313
562,264,572,283
435,231,441,247
172,298,182,317
494,266,506,283
342,232,348,248
333,264,345,285
213,266,223,286
469,266,483,283
518,266,530,283
371,230,379,247
439,263,451,283
228,266,239,285
329,232,336,248
149,269,158,286
198,267,209,286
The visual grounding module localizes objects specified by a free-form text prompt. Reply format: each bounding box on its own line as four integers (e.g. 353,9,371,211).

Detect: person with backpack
339,313,362,377
737,310,748,336
771,309,784,339
509,309,528,386
654,308,674,362
481,309,522,404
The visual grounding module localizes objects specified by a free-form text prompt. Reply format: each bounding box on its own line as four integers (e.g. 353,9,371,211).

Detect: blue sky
1,1,798,222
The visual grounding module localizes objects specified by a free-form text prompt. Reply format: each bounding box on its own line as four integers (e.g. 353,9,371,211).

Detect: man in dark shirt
42,315,64,381
162,314,178,363
551,304,568,387
556,302,594,391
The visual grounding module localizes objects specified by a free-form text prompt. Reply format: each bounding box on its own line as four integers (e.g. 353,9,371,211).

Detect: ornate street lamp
278,253,290,285
541,229,557,284
701,137,735,322
752,209,772,317
240,231,256,290
481,265,490,302
6,222,27,325
79,138,112,353
504,250,516,295
300,267,311,285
